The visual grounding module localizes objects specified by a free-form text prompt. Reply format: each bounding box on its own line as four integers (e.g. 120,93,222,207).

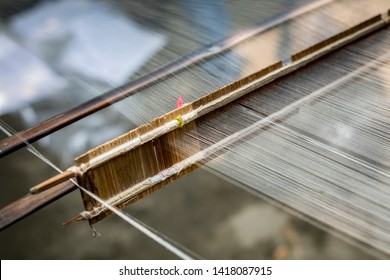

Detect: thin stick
0,0,332,158
29,170,78,194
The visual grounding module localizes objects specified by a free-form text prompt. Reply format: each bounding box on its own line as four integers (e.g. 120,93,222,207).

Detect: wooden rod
0,0,332,158
29,169,77,194
0,181,76,231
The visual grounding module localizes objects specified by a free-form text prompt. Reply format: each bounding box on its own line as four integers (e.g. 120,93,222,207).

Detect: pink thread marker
176,95,184,108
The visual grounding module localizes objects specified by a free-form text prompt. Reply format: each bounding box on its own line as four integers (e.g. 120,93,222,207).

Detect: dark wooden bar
0,181,76,231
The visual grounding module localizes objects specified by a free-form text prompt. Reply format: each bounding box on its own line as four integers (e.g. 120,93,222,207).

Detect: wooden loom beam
0,181,76,230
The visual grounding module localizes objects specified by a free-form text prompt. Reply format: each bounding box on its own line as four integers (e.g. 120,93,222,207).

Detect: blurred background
0,0,381,259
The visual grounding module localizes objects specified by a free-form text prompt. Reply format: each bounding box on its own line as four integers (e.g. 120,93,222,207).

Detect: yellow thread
176,116,184,128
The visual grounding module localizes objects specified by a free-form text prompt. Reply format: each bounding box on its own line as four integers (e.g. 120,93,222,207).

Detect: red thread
176,96,184,108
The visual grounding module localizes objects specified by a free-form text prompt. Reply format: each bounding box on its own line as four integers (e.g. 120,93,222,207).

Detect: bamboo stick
29,169,79,194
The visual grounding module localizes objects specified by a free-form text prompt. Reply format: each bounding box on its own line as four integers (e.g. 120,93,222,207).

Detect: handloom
1,0,390,258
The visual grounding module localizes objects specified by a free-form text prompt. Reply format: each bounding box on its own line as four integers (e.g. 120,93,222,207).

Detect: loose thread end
90,225,101,238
